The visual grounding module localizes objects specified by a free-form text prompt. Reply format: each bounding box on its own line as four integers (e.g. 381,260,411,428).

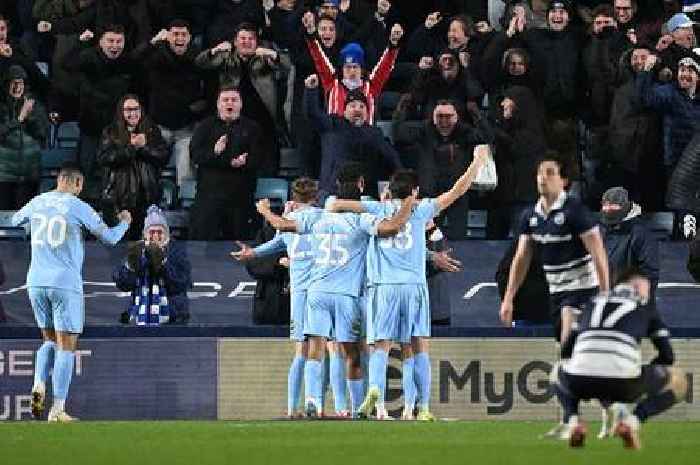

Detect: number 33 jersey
12,191,128,293
362,198,438,286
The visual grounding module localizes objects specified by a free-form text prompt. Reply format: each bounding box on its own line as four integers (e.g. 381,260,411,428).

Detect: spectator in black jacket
0,15,50,105
134,20,206,186
600,186,660,304
689,235,700,283
97,94,169,239
304,73,401,200
114,205,192,325
188,85,263,240
64,24,136,203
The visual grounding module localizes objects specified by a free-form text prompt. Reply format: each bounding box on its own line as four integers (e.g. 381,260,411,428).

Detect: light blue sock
347,379,365,416
329,353,347,412
414,352,431,410
304,359,323,409
402,357,416,409
287,356,305,415
368,349,389,403
52,350,75,402
34,341,56,388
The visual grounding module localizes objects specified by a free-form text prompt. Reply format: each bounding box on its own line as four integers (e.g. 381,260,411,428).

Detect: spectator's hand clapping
459,51,469,68
79,30,94,42
425,11,441,29
389,23,404,46
340,0,350,13
643,54,658,72
231,152,248,168
151,29,168,45
130,133,146,147
37,21,52,33
17,99,35,123
377,0,391,16
214,135,228,155
418,56,433,70
656,34,673,52
302,11,316,34
475,21,492,34
626,28,637,45
0,43,12,58
305,74,319,88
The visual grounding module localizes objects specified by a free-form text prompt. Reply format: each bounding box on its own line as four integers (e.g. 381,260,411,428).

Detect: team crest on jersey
554,212,565,225
529,216,538,227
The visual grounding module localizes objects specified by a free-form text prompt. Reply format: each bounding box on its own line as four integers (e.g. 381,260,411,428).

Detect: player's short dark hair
235,22,258,38
168,19,191,30
218,85,241,98
389,170,418,199
538,151,570,180
58,162,83,180
336,162,364,200
100,24,126,37
291,177,318,203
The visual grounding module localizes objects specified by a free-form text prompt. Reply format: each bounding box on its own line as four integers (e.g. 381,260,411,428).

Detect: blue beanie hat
340,43,365,67
322,0,340,6
143,205,170,237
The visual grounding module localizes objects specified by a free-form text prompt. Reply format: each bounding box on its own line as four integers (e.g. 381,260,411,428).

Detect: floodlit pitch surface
1,421,699,465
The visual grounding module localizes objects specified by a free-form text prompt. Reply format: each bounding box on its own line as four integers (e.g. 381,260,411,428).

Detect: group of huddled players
233,145,490,420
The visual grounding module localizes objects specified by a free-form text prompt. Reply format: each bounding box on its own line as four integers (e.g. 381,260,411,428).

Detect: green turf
1,421,698,465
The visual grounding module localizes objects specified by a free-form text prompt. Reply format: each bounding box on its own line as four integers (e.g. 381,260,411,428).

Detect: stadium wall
1,338,697,421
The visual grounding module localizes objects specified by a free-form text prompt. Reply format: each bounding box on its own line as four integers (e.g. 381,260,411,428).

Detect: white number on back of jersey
590,297,637,328
32,214,68,248
315,233,349,266
379,222,413,250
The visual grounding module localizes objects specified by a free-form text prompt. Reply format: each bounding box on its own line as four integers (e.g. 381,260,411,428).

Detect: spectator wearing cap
302,8,404,125
608,43,664,209
114,205,192,325
636,53,700,184
0,64,48,209
197,22,291,175
600,186,659,304
396,46,484,121
304,73,401,200
501,0,585,182
657,13,697,77
393,98,492,239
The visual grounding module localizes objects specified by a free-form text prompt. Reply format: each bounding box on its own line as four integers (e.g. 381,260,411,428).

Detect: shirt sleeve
358,212,382,236
518,208,534,236
361,200,384,216
11,200,34,226
253,233,288,257
569,200,597,236
76,200,128,245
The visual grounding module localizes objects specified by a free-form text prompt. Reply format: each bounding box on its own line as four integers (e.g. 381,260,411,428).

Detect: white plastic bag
472,145,498,191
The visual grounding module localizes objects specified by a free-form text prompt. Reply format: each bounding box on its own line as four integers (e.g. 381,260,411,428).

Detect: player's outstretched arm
499,234,534,327
326,199,365,213
256,199,298,232
376,190,417,237
580,227,610,293
435,145,490,213
83,206,131,245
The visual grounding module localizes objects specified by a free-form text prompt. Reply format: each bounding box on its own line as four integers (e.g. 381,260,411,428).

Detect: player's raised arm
256,199,298,232
231,235,287,262
435,145,490,213
326,199,365,213
80,204,131,245
376,190,417,237
499,234,534,327
580,227,610,293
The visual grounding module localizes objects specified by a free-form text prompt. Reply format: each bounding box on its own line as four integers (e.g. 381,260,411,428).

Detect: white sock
52,399,65,412
32,380,46,393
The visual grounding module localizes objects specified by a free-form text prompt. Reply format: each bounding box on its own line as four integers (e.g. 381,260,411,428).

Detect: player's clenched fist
117,210,133,225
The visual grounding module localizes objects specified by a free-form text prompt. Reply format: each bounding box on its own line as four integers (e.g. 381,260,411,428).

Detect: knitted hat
143,205,170,236
679,56,700,74
666,13,695,33
344,88,368,108
340,43,365,67
547,0,570,13
321,0,340,6
601,186,632,225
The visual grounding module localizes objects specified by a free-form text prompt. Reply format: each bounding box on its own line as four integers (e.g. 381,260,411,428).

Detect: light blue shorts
290,291,307,342
372,284,430,343
28,287,85,334
305,292,362,343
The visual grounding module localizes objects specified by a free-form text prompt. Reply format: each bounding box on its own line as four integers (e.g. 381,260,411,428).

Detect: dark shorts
558,364,671,403
549,288,598,341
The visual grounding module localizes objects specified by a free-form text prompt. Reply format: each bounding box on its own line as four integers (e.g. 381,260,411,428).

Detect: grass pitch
1,420,698,465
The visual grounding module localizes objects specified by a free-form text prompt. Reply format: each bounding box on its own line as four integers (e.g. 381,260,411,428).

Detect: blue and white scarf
129,256,171,326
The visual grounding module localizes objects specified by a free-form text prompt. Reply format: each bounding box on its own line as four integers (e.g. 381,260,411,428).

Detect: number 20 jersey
12,191,128,293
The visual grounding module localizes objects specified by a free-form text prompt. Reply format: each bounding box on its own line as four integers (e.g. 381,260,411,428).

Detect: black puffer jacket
666,130,700,213
97,123,169,210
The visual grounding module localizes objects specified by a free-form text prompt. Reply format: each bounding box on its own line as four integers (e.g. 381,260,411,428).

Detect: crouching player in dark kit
553,270,688,449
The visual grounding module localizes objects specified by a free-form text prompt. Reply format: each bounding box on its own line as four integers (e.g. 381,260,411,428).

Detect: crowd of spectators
0,0,699,240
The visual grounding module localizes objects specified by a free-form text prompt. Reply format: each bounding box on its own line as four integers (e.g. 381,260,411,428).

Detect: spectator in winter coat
689,235,700,282
188,86,263,240
658,12,697,78
114,205,192,325
0,16,49,105
304,73,401,200
0,65,48,209
600,186,659,304
133,20,206,186
97,94,169,239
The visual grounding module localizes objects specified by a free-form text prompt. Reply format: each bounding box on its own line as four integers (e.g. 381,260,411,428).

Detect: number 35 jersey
362,199,438,286
296,210,381,297
12,191,128,293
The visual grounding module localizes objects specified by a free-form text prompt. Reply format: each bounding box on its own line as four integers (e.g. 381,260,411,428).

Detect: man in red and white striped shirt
301,10,403,125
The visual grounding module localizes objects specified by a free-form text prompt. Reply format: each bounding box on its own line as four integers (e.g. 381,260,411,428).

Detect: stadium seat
160,178,178,210
179,179,197,208
48,122,80,149
375,120,393,143
279,147,302,178
0,211,27,240
255,178,289,202
163,210,189,239
643,211,674,240
40,147,77,176
466,210,488,239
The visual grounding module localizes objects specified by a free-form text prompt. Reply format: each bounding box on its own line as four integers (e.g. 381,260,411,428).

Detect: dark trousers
189,194,253,241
